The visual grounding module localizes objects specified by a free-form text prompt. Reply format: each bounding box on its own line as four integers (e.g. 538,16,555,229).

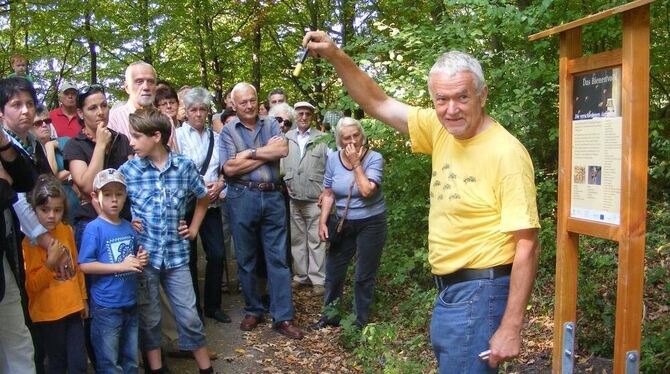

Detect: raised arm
304,31,410,134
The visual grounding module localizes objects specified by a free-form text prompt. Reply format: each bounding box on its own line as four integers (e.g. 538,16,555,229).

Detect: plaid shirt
119,152,207,270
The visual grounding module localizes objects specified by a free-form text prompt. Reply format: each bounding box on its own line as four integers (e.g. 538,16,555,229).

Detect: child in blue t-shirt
79,168,148,373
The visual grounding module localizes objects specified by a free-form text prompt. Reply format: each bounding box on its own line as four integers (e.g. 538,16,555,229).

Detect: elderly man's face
233,87,258,124
126,65,157,108
269,93,286,107
60,89,77,109
295,108,313,132
430,71,487,140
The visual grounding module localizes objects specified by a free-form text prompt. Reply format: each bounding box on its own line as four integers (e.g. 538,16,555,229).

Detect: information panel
570,68,622,224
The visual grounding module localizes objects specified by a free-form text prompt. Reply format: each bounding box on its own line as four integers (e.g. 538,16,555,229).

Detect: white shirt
175,123,220,183
297,128,311,158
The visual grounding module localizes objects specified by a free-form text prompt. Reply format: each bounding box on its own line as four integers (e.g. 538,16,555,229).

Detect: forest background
1,0,668,372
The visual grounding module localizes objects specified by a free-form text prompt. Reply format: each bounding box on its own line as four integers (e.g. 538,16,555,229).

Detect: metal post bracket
562,322,576,374
625,351,639,374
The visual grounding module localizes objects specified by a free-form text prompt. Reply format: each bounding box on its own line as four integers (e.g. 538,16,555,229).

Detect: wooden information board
528,1,653,373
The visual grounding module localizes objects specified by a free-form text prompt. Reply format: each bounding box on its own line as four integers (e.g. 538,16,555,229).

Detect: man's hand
303,30,339,60
487,324,522,367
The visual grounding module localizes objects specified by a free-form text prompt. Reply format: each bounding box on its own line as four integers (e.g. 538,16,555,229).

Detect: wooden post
529,1,653,372
614,5,650,373
552,27,581,373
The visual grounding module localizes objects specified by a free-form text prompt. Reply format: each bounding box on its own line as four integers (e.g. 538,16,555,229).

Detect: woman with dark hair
62,84,134,247
155,85,181,151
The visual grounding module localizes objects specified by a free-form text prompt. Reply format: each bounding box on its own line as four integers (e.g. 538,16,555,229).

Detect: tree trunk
193,0,209,88
140,0,153,64
251,3,262,93
85,7,97,83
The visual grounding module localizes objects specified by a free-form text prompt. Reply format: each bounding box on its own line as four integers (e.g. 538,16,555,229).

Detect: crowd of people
1,32,541,374
0,53,388,373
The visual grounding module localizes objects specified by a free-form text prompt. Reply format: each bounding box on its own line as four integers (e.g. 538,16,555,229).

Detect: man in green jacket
283,101,330,296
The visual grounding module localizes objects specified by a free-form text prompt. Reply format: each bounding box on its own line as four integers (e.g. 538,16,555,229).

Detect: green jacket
282,128,329,202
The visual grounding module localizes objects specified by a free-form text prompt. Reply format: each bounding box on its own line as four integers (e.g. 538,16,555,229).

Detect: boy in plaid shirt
118,108,213,374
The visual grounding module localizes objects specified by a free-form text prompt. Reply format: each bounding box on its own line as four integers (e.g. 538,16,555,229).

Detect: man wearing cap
49,81,81,138
283,101,329,296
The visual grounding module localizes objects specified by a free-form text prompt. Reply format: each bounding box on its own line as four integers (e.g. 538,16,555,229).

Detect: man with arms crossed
303,31,540,373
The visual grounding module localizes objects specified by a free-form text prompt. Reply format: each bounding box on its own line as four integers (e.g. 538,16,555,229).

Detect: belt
433,264,513,291
232,180,282,191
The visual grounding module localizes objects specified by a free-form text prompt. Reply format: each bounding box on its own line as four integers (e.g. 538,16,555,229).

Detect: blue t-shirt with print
79,217,138,308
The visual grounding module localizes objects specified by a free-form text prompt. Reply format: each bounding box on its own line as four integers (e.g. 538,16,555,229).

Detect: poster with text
570,68,622,225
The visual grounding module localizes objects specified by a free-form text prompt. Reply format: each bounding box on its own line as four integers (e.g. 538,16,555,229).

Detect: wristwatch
250,148,257,159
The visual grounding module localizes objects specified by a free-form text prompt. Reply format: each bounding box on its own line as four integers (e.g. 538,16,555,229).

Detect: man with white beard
108,61,157,138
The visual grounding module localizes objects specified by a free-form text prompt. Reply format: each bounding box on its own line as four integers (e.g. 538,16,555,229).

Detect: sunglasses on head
275,116,292,128
77,84,105,104
32,118,53,127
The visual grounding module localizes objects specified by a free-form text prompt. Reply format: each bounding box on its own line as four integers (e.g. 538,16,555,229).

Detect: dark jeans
36,312,87,374
226,184,294,323
189,207,226,314
323,212,387,326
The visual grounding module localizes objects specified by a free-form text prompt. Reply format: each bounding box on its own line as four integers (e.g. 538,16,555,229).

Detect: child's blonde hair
29,174,68,218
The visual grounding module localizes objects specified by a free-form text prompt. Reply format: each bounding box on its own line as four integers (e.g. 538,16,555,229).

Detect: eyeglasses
32,118,52,127
275,116,292,129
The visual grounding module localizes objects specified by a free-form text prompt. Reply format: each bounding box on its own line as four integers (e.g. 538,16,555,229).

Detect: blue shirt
323,149,386,220
118,152,207,270
78,217,138,308
218,116,283,183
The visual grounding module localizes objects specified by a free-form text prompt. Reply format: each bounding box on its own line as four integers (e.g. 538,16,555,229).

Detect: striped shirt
118,152,207,269
218,116,282,183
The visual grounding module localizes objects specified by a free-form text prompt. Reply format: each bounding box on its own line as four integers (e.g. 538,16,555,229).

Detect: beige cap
93,168,126,190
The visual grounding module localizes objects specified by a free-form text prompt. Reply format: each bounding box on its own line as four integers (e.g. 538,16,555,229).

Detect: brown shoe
240,314,262,331
274,320,304,340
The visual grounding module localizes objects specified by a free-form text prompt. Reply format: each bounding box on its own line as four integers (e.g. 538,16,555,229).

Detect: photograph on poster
573,68,621,120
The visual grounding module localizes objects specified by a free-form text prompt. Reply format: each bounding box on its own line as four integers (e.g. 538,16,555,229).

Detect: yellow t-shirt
408,107,540,275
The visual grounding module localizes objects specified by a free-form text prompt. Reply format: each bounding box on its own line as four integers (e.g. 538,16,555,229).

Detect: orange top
22,222,87,322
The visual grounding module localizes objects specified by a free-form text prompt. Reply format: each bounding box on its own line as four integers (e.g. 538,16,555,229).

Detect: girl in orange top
22,175,88,373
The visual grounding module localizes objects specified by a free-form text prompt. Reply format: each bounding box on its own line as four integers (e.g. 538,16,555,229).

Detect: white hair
230,82,257,105
428,51,486,97
335,117,367,149
124,61,157,85
182,87,211,110
268,102,296,122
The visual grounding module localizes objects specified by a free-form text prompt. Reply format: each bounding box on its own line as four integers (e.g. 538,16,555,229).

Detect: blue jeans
138,265,206,351
90,302,138,374
322,212,387,326
226,184,294,323
430,276,510,374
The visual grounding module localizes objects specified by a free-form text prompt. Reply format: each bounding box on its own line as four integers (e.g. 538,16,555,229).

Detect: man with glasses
109,61,157,139
49,81,80,138
282,101,329,296
219,82,303,340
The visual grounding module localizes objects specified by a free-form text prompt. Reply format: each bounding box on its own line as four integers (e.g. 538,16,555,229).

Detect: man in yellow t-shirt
303,31,540,373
